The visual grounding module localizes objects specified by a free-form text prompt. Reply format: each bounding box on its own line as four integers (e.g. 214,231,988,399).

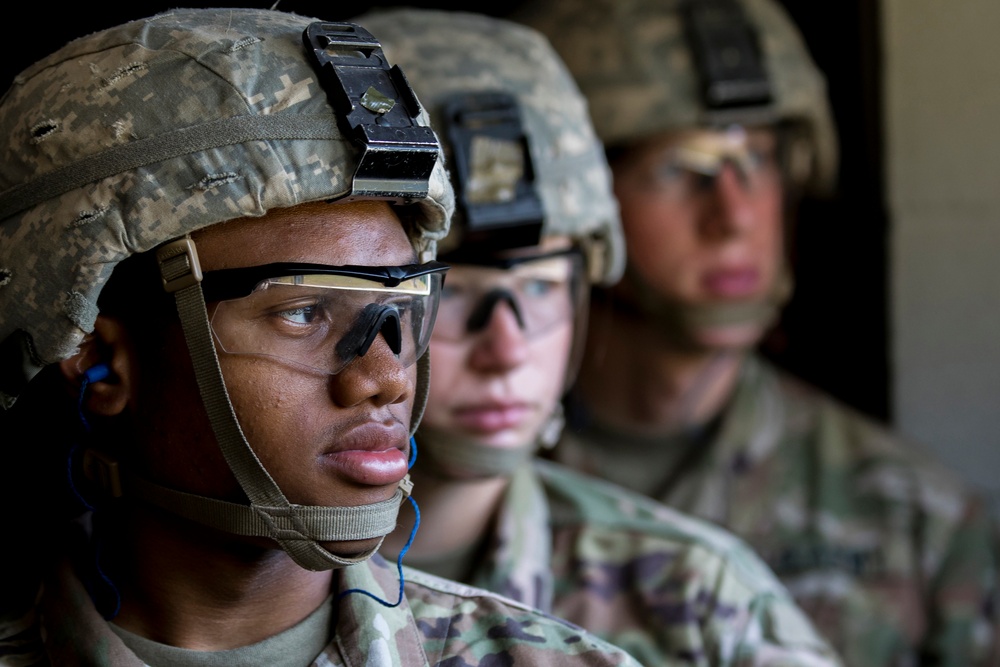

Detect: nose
697,161,757,241
329,330,412,409
468,299,530,373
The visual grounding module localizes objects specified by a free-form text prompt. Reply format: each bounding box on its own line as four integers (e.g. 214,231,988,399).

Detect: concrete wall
884,0,1000,510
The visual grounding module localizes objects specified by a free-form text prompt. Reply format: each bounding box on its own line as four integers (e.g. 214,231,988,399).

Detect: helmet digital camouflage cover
357,8,624,287
514,0,838,195
0,8,453,408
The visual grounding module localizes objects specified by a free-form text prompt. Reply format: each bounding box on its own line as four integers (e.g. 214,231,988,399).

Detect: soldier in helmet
0,9,644,665
361,8,841,665
515,0,1000,663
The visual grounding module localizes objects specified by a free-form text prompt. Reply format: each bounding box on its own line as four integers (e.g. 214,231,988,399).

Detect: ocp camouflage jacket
559,355,1000,666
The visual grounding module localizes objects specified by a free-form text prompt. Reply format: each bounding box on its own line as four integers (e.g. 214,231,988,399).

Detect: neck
106,505,334,651
577,300,746,437
383,466,508,562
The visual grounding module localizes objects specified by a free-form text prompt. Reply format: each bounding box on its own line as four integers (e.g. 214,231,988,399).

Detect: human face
131,201,416,556
611,126,785,348
421,240,576,450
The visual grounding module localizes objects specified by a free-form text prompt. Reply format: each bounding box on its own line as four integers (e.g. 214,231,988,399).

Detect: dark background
2,1,889,422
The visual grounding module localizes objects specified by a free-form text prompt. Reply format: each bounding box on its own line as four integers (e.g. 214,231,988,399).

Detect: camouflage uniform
557,355,1000,666
404,459,841,666
0,550,639,666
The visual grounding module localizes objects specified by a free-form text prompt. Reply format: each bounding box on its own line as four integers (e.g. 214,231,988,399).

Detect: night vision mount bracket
304,22,440,201
682,0,775,125
442,91,545,256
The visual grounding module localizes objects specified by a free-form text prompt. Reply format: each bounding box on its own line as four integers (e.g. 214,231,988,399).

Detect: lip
450,401,532,435
701,267,761,298
321,422,409,487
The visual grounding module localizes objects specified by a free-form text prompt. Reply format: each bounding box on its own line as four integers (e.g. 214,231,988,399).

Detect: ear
59,315,135,417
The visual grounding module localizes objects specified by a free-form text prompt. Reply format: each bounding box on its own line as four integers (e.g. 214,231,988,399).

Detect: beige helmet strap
153,238,404,571
122,473,405,545
416,426,537,480
410,351,432,437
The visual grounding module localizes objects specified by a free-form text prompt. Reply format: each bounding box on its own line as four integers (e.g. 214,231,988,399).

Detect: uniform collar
465,463,554,612
333,555,431,667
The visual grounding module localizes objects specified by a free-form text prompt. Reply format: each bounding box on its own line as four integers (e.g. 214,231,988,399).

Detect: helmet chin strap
106,238,413,572
617,262,793,351
416,405,565,480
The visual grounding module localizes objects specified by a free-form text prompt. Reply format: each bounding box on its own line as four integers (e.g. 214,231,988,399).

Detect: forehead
191,200,415,271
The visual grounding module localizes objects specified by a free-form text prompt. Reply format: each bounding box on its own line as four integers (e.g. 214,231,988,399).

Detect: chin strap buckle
81,448,123,499
156,237,203,294
397,473,414,499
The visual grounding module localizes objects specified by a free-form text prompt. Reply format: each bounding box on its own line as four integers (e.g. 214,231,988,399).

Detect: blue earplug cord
338,435,421,608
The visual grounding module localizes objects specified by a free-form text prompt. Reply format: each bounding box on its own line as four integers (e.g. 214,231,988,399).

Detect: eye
276,304,318,325
747,138,779,170
652,160,686,183
522,278,559,299
747,148,768,170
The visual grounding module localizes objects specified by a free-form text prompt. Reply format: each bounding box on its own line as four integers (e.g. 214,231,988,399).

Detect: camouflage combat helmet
0,8,453,570
515,0,838,195
358,8,624,288
357,8,624,478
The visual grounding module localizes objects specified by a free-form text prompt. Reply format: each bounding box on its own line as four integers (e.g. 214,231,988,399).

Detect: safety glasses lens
209,272,443,375
433,253,582,341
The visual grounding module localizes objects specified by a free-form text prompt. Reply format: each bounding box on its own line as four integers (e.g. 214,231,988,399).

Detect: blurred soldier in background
515,0,1000,663
363,8,841,665
0,9,642,665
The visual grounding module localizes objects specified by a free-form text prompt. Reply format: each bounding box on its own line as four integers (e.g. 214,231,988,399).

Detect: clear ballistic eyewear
201,261,449,375
618,125,780,200
432,249,584,342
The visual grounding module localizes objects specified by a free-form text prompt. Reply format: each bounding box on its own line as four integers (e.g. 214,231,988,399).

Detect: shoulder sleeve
775,365,1000,664
536,460,843,665
402,567,642,666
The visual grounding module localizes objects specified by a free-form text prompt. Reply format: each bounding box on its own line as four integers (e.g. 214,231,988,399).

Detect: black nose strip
466,288,525,333
336,304,403,364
